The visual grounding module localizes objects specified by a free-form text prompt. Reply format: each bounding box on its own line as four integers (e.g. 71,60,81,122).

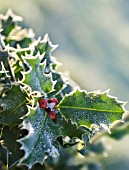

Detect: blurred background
0,0,129,169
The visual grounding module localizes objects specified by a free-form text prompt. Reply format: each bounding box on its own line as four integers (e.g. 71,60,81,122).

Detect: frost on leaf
52,72,65,92
0,9,35,48
58,89,126,127
0,9,22,37
56,113,90,140
18,107,59,169
22,55,53,94
0,84,28,126
33,34,57,56
33,34,58,74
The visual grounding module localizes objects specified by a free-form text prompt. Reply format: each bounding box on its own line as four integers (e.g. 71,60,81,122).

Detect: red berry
48,98,58,106
39,99,47,109
47,111,56,120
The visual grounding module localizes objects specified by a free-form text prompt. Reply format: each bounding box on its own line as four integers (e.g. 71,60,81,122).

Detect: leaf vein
57,106,123,113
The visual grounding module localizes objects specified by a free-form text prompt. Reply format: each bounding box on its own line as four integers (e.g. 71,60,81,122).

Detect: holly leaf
18,107,59,169
48,73,74,103
47,72,67,99
56,84,74,102
33,34,58,74
0,125,24,168
22,55,53,94
58,89,125,127
55,113,91,149
62,84,74,96
33,34,57,56
12,60,23,80
55,113,90,139
0,9,22,37
52,72,65,92
0,9,34,48
0,84,28,126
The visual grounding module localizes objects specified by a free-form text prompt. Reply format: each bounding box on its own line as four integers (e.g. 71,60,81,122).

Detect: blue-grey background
0,0,129,169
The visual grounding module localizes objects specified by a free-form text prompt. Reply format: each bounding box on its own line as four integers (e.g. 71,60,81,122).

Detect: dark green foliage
0,9,128,170
0,85,28,126
1,125,24,168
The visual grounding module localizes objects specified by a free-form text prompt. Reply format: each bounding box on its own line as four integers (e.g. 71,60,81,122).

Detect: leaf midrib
10,99,27,114
57,105,124,113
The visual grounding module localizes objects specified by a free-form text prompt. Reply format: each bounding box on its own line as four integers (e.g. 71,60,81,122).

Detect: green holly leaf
33,34,58,56
0,9,22,37
18,107,59,169
55,113,91,149
56,84,74,102
33,34,58,74
55,113,90,139
48,73,74,103
0,9,34,48
62,84,74,96
0,84,28,126
58,89,125,127
22,55,53,94
47,72,67,99
12,60,23,80
0,125,24,168
52,72,64,92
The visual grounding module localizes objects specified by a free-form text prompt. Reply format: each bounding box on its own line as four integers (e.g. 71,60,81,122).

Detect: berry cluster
39,98,58,120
